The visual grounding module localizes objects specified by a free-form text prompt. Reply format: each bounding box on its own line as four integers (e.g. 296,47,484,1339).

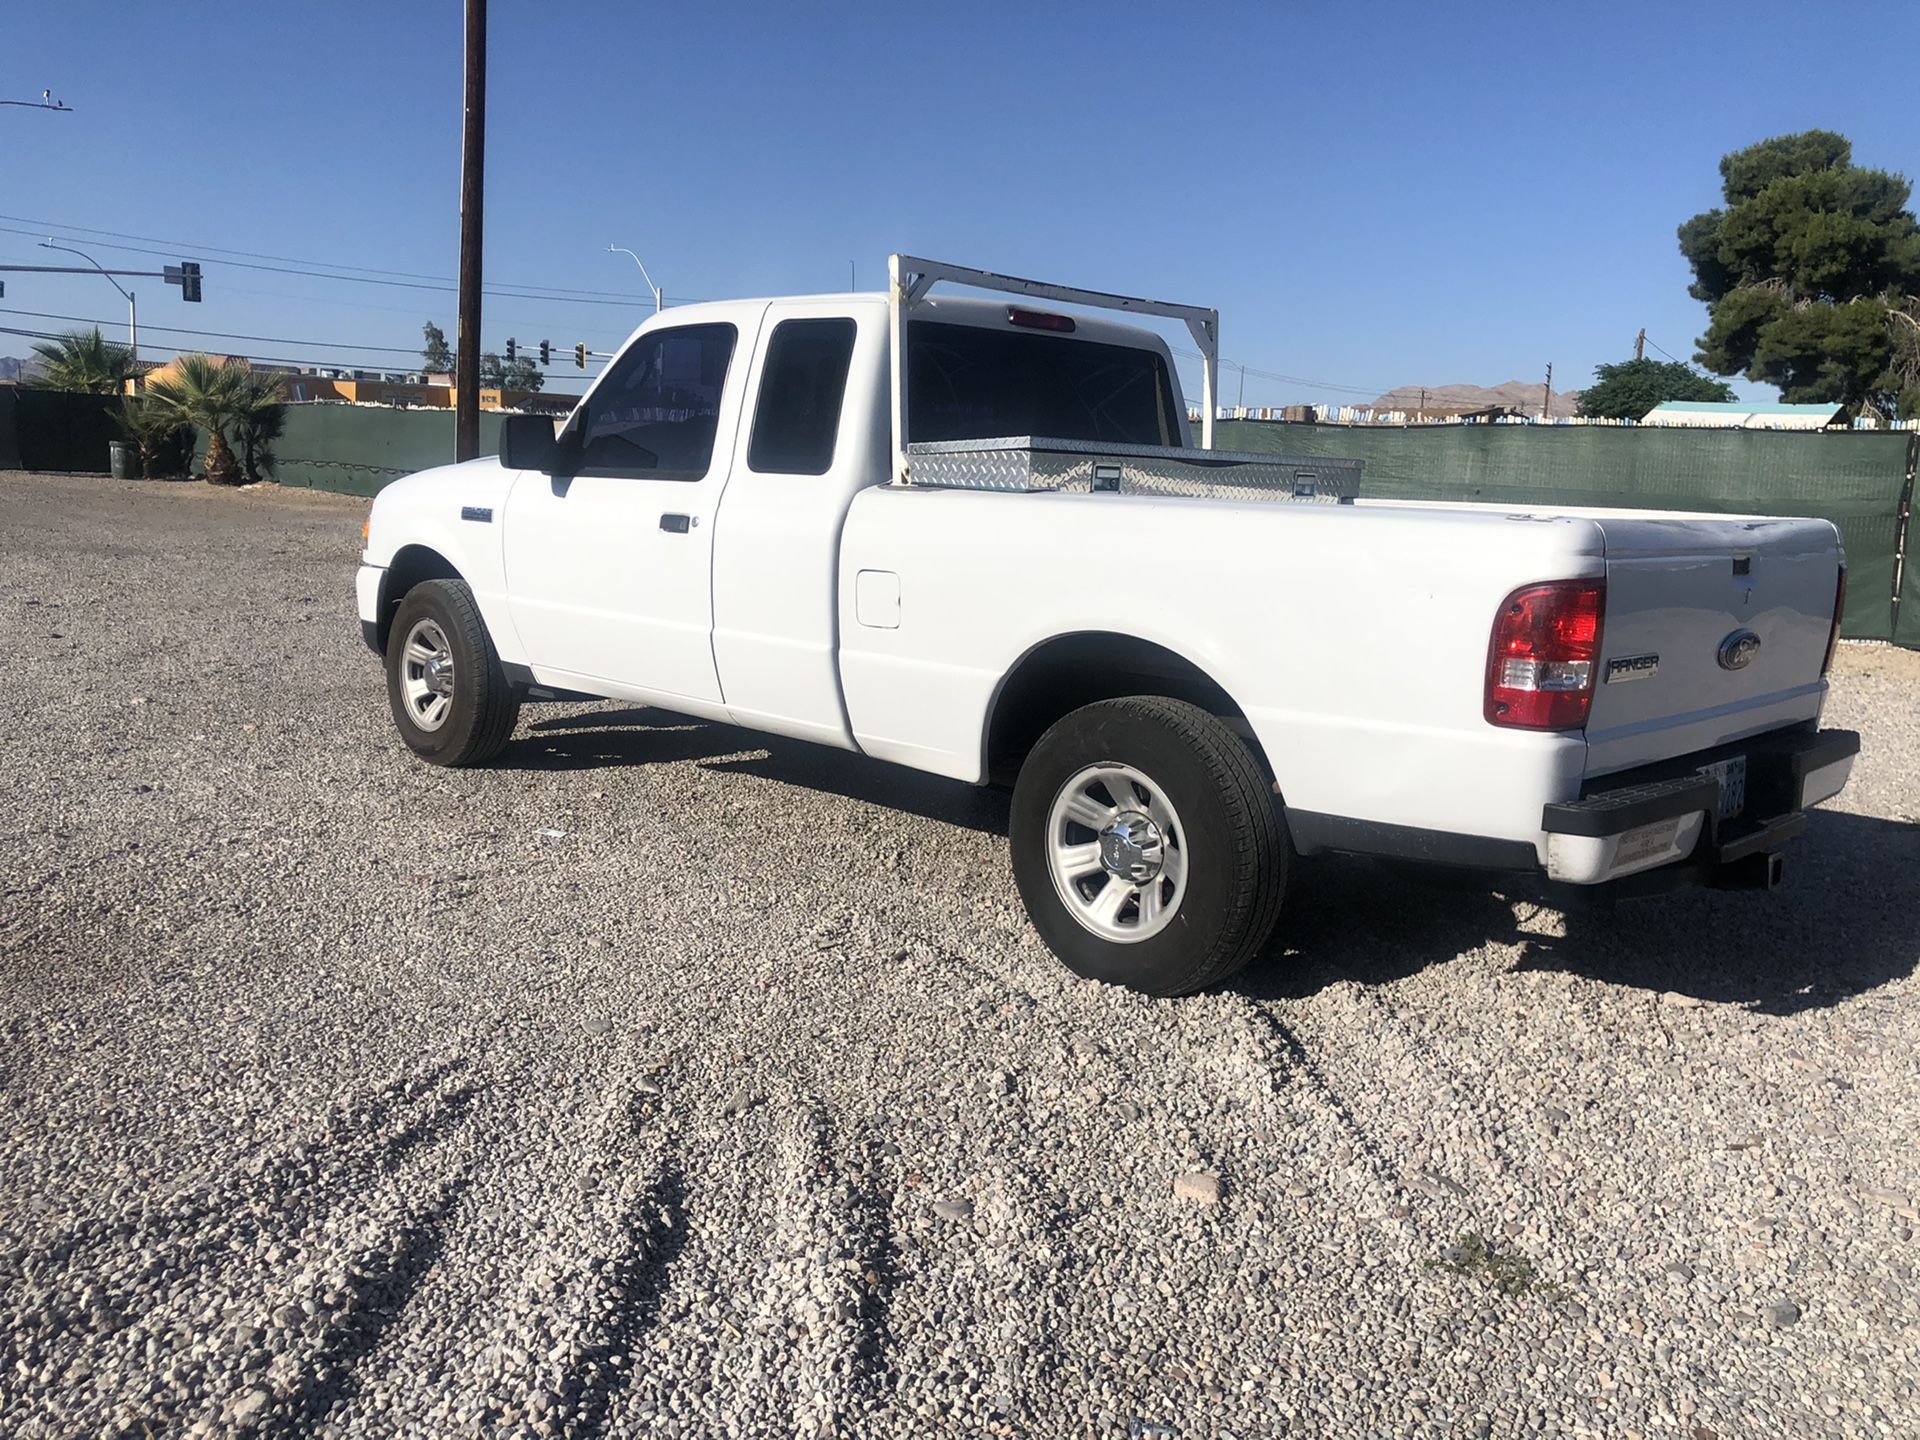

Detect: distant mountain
1368,380,1582,419
0,355,28,384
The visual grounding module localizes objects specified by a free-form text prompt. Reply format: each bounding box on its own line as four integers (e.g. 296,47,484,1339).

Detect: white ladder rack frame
886,253,1220,485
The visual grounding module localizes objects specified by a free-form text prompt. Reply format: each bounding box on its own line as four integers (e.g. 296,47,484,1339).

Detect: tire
384,578,521,767
1010,697,1288,996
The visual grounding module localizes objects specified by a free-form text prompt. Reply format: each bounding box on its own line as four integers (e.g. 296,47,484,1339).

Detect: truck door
710,301,886,748
502,315,760,703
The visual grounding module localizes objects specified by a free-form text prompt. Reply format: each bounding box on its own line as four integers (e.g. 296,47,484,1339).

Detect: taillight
1485,580,1606,730
1822,564,1846,675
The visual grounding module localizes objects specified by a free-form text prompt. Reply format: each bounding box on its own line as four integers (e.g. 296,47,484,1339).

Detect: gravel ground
2,469,1917,1439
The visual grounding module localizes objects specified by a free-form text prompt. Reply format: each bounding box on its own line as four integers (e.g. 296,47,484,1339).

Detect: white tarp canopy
1642,401,1844,429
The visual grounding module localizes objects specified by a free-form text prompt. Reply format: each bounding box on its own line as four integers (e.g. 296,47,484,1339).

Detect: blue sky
5,0,1917,405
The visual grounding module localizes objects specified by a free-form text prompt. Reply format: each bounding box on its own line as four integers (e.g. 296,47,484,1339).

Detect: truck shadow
508,707,775,771
506,706,1013,835
1241,809,1920,1017
505,708,1915,1017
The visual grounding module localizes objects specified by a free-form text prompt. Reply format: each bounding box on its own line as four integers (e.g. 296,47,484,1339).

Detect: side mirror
500,413,561,472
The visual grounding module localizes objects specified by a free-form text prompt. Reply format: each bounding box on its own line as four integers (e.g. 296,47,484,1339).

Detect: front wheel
1010,697,1288,996
384,579,521,766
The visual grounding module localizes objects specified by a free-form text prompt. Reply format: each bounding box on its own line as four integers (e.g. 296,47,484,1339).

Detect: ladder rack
886,253,1220,485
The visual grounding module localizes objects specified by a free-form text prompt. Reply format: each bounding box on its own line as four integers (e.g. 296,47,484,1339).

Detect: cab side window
573,323,737,479
747,318,857,475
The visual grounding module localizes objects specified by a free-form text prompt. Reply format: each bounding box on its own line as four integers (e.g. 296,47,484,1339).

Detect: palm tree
114,396,188,478
231,369,287,483
28,327,134,394
145,354,255,484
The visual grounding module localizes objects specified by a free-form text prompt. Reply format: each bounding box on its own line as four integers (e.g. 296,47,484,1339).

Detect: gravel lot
2,469,1917,1439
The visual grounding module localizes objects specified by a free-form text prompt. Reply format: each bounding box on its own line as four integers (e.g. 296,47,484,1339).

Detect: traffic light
505,337,516,361
180,262,202,302
538,340,550,367
574,342,587,369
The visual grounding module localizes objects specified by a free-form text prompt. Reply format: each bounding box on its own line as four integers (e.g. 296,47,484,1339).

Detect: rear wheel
384,579,520,766
1010,697,1288,995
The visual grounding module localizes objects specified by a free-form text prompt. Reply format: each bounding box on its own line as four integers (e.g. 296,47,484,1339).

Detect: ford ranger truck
355,255,1857,996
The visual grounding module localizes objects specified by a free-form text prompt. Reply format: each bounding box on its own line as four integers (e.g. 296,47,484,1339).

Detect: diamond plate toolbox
903,436,1362,503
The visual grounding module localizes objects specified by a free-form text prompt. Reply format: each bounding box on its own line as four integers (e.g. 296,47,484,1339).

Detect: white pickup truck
357,255,1857,995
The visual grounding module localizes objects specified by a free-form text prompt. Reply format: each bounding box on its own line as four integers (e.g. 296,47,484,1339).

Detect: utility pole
850,260,856,291
1542,363,1553,420
1635,327,1646,361
455,0,487,463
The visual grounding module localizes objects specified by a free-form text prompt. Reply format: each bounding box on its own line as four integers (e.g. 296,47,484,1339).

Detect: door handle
659,513,694,533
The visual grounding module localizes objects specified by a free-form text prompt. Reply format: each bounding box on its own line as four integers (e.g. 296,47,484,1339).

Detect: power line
0,308,616,381
0,323,611,383
0,308,423,354
1169,345,1389,398
1643,335,1684,364
0,212,631,296
0,212,702,305
194,278,639,341
0,322,408,375
0,212,1393,402
0,224,706,309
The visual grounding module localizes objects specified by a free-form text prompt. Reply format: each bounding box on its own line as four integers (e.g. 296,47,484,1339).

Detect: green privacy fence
258,405,506,498
1216,421,1917,644
1,388,125,472
0,391,476,488
6,393,1916,644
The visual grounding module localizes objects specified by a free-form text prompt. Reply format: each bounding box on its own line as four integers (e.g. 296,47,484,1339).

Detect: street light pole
608,245,662,313
40,239,136,367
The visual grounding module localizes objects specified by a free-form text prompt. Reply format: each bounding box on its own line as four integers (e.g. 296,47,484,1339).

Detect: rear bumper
1541,726,1858,892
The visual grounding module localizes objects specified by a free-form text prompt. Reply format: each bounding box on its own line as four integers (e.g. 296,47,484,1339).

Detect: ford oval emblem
1717,629,1762,671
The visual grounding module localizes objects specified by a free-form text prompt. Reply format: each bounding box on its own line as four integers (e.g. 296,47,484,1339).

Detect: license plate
1697,756,1747,820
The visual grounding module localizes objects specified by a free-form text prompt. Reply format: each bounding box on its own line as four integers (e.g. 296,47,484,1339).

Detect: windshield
907,320,1181,447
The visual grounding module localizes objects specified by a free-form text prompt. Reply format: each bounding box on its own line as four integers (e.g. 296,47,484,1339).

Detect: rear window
748,318,857,475
907,320,1180,447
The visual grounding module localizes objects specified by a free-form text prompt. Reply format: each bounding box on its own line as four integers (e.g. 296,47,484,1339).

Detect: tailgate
1584,515,1841,778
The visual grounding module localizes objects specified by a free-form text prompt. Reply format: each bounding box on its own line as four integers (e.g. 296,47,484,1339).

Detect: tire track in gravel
315,1056,696,1438
1235,982,1533,1433
1268,988,1469,1185
757,1098,909,1438
0,1056,492,1437
3,1054,478,1279
511,1077,692,1438
561,1156,690,1437
1288,981,1523,1192
612,1091,910,1440
255,1175,470,1437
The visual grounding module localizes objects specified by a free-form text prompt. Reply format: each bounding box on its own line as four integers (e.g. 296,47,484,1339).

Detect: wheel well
372,545,464,653
983,633,1267,787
